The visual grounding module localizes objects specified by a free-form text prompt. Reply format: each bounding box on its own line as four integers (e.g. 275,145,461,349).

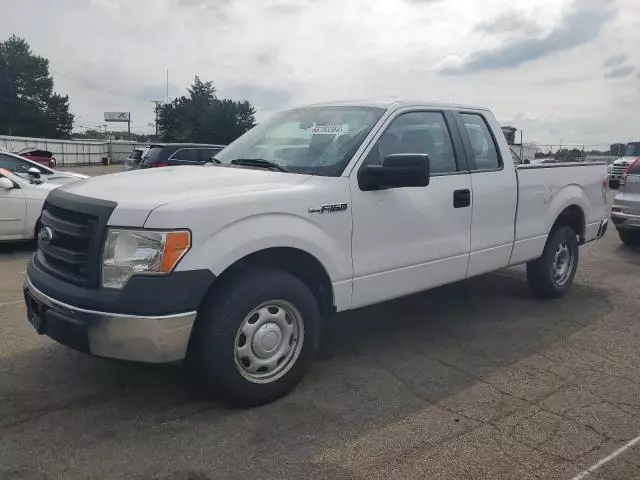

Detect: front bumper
611,211,640,231
24,276,196,363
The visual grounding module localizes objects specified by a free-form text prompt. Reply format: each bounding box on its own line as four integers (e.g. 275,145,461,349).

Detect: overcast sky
2,0,638,146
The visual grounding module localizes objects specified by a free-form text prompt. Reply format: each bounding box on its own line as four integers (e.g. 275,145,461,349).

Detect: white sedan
0,151,88,186
0,168,68,241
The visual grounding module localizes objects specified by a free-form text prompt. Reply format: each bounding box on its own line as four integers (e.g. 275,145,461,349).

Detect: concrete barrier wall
0,135,146,166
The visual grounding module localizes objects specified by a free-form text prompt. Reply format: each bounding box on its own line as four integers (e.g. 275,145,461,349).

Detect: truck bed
509,162,608,265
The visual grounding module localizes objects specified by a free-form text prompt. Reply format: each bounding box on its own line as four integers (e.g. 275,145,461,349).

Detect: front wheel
190,269,321,406
619,230,640,246
49,158,57,169
527,225,579,299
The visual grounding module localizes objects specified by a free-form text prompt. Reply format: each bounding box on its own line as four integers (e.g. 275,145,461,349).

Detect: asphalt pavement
1,166,639,479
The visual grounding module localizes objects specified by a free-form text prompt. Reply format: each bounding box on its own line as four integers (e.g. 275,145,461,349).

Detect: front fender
177,212,352,284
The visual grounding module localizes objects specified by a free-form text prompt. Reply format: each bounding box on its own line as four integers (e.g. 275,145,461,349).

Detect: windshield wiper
230,158,289,172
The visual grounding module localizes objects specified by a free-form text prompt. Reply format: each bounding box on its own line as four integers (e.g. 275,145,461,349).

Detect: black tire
619,230,640,246
526,225,579,299
49,158,57,169
190,269,321,406
609,180,619,189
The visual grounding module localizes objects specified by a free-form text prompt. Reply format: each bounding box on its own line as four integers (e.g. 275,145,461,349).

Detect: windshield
214,106,385,176
624,142,640,157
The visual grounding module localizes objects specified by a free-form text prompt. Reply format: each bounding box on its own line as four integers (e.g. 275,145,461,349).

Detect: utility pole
150,100,162,137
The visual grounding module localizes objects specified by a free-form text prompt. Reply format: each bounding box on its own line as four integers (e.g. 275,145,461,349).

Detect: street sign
104,112,131,122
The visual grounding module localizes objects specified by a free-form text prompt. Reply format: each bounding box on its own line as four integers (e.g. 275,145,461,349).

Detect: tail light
152,162,168,168
620,156,640,185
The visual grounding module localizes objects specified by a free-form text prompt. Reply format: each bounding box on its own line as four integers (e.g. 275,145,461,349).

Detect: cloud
603,53,628,68
440,0,617,75
604,65,635,78
537,75,589,86
221,85,292,114
475,11,541,35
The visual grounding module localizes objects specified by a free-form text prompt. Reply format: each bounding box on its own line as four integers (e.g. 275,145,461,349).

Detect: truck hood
613,156,639,165
59,166,312,225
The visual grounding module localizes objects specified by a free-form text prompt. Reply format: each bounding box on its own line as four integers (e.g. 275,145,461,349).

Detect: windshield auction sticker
311,125,348,135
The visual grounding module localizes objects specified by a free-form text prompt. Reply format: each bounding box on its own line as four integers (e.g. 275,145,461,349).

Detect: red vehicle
17,148,57,168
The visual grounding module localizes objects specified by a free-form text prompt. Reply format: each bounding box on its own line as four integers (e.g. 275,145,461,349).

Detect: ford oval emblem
39,226,54,243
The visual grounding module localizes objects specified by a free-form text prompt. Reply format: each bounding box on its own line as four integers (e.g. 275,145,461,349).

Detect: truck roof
301,99,490,112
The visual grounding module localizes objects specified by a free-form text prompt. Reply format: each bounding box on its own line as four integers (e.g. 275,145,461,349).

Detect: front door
350,109,472,308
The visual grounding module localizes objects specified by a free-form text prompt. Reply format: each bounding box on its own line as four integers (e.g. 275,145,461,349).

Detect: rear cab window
459,113,502,171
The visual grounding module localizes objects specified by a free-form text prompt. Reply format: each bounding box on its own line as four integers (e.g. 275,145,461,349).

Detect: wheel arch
552,204,586,242
205,247,336,317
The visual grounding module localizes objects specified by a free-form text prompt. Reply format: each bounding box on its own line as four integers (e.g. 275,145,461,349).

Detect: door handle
453,189,471,208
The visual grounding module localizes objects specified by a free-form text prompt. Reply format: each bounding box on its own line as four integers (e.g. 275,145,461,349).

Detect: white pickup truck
23,101,608,405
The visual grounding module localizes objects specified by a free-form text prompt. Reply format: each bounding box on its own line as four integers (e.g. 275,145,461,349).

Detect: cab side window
460,113,501,171
364,111,458,175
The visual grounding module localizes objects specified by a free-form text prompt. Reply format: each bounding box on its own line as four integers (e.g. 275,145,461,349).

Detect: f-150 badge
309,203,348,214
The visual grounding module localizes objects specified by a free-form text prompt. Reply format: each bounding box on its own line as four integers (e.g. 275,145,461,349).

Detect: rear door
454,111,518,277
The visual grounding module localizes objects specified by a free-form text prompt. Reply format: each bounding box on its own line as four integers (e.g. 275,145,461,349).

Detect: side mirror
27,167,41,179
0,177,15,189
358,153,430,191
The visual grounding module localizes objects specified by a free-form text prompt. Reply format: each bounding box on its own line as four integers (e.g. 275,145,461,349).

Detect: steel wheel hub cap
553,241,573,286
234,300,304,384
252,323,283,357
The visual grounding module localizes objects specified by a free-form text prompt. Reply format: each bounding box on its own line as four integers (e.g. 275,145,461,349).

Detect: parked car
0,168,60,241
0,151,88,185
135,143,225,169
24,100,608,406
123,146,150,171
611,156,640,246
608,141,640,188
17,148,58,168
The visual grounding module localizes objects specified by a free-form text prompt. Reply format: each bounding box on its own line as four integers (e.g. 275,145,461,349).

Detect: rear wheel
619,230,640,246
190,269,321,406
527,225,579,299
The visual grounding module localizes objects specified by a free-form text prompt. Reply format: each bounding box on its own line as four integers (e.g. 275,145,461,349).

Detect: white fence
0,135,146,166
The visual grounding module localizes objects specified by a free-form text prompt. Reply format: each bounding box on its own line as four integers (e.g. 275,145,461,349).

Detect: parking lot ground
1,175,640,479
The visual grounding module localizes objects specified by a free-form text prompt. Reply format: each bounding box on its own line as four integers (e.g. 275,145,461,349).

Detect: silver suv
612,157,640,245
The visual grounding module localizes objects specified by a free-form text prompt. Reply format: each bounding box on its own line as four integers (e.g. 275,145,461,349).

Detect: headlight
102,229,191,289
